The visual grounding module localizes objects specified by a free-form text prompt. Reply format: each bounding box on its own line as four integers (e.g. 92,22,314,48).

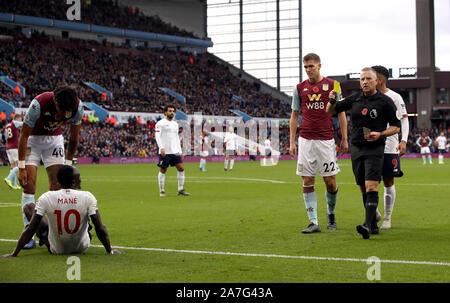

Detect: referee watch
329,98,337,105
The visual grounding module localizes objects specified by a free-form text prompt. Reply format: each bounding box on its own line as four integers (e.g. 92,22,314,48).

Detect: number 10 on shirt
54,209,81,235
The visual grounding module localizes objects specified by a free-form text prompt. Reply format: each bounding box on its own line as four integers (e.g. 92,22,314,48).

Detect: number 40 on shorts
52,147,64,157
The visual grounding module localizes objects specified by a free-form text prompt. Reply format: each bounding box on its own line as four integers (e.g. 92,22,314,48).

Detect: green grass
0,159,449,283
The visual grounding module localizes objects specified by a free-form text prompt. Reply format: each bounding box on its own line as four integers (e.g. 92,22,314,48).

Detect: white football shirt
384,89,408,154
35,189,98,254
436,136,447,150
264,139,271,149
224,132,237,150
155,118,182,155
200,135,210,151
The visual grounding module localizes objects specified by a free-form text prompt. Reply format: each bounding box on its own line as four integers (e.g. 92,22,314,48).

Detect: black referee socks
364,191,379,228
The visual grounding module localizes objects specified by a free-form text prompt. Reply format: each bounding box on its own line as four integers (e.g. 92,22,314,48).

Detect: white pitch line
84,176,450,187
0,238,448,267
86,176,287,184
0,203,20,208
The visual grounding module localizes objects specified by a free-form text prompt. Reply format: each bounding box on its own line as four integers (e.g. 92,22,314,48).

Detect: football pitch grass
0,158,449,283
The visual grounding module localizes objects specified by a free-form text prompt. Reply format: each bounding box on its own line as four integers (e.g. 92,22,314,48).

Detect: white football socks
303,186,318,225
177,170,185,191
384,185,396,220
158,172,165,193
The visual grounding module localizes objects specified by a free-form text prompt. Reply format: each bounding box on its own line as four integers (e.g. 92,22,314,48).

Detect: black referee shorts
158,154,183,168
350,144,384,186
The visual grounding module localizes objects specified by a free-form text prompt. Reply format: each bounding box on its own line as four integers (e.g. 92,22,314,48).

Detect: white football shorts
296,137,340,177
200,150,209,157
25,135,65,168
420,147,431,154
226,149,235,156
6,148,19,164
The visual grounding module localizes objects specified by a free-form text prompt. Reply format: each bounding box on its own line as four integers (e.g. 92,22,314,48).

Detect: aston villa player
17,86,84,249
289,53,349,234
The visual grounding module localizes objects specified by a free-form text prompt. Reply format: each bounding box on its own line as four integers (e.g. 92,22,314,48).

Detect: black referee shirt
335,90,400,151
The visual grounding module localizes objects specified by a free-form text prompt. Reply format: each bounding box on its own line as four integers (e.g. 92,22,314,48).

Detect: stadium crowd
0,27,291,118
0,0,200,39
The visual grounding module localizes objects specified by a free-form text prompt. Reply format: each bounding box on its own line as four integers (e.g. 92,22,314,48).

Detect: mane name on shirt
57,197,78,204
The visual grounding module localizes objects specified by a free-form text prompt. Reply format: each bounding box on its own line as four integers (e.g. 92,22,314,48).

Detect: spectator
0,29,291,118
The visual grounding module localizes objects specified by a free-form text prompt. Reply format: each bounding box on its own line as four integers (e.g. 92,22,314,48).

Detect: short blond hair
303,53,321,63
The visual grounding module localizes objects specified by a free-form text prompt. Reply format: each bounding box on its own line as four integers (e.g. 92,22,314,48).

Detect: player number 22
54,209,81,235
323,161,335,173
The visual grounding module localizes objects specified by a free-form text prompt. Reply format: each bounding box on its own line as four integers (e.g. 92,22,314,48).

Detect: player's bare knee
383,176,394,187
365,181,379,192
323,176,337,192
22,203,35,219
22,181,36,194
302,176,314,187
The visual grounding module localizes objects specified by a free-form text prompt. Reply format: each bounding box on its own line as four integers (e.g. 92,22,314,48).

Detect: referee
326,67,400,239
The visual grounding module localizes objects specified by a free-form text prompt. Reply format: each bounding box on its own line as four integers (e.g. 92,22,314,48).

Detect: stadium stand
0,27,291,118
0,3,446,163
0,0,200,39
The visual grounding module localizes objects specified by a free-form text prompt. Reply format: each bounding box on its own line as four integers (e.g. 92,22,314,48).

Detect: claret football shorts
296,137,340,177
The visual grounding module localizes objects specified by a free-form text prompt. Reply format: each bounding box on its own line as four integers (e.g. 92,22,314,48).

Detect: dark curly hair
54,86,78,113
57,165,76,189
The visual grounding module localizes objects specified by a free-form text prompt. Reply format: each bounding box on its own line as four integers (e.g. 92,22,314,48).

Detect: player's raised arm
1,213,43,258
90,210,123,255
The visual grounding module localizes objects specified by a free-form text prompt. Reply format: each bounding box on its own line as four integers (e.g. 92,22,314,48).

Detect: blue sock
7,167,19,186
326,188,338,214
428,155,433,163
7,167,18,181
303,188,318,225
21,193,35,227
200,159,206,169
422,155,426,164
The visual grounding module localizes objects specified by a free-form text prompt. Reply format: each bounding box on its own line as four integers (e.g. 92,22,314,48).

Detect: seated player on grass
1,165,123,257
